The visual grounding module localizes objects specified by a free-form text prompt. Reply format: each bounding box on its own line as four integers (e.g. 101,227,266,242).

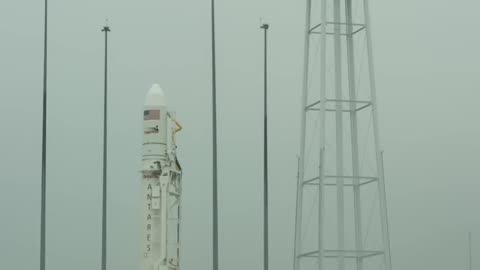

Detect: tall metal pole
40,0,48,269
210,0,219,269
260,23,269,270
101,24,111,270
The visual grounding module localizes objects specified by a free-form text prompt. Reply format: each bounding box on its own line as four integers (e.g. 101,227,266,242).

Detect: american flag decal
144,110,160,120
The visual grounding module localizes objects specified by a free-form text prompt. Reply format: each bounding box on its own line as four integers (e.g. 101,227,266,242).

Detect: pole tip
102,19,111,32
260,23,269,30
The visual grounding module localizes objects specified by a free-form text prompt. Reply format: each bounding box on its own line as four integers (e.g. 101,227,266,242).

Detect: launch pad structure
293,0,392,270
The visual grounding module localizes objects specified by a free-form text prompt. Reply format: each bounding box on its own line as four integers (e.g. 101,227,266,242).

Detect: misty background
0,0,479,270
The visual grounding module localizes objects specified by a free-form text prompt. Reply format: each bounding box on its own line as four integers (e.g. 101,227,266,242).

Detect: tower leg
344,0,365,269
363,0,392,268
294,0,313,269
317,0,328,269
333,0,345,269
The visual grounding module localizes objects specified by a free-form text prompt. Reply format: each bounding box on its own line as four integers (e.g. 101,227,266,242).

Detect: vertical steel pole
344,1,364,269
40,0,48,269
363,0,392,269
101,24,111,270
333,0,345,269
318,0,328,269
210,0,219,269
294,0,312,269
260,23,270,270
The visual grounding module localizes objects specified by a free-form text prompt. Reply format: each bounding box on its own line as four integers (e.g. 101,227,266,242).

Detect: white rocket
142,84,183,270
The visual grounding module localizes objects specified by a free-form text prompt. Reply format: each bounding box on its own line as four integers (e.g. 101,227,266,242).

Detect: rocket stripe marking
144,110,160,120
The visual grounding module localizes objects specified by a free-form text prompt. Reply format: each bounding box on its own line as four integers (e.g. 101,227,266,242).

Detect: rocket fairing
142,84,182,270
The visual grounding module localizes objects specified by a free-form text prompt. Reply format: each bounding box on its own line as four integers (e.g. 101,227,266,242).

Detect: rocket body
142,84,182,270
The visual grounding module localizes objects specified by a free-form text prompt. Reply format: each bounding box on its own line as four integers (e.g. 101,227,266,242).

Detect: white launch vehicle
142,84,183,270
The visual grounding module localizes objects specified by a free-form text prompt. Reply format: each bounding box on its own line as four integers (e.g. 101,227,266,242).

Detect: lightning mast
101,23,111,270
210,0,219,269
260,22,270,270
40,0,48,269
293,0,392,269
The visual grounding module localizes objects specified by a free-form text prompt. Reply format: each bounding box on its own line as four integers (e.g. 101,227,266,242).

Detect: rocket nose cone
145,84,167,107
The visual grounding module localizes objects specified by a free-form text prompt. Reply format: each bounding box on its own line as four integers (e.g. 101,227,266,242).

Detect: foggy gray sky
0,0,479,270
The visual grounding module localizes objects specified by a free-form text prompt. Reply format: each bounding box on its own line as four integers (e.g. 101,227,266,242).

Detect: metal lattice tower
293,0,392,269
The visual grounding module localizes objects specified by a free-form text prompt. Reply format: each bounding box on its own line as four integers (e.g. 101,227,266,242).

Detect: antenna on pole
40,0,48,269
260,22,270,270
210,0,219,270
101,22,111,270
